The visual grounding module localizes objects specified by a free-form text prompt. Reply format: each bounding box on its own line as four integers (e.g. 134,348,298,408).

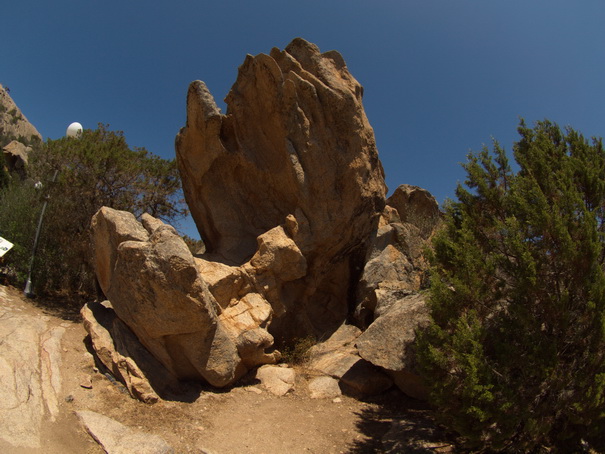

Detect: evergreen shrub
417,120,605,452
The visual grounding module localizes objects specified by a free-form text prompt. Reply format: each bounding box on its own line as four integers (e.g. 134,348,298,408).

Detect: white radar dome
66,122,83,138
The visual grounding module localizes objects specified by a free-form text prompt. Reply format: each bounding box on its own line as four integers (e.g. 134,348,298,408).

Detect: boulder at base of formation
88,207,279,389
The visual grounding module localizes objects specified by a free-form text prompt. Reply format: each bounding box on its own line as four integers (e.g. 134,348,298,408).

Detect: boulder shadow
346,389,456,453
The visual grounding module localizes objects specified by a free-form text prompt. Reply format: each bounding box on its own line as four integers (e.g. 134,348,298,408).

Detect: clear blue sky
2,1,604,238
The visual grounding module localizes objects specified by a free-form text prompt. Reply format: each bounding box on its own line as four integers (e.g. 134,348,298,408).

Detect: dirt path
0,284,449,453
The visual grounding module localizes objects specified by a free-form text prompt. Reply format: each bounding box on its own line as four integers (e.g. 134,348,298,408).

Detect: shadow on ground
347,389,456,453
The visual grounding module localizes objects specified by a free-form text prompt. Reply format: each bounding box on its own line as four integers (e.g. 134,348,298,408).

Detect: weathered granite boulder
254,365,296,396
176,37,387,340
307,324,393,396
89,207,280,388
81,300,180,403
356,293,431,399
2,140,30,178
308,376,342,399
387,184,441,240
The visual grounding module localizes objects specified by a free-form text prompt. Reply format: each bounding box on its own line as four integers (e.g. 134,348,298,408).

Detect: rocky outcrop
307,324,393,396
352,185,439,398
2,140,30,177
355,185,440,328
356,293,431,400
1,84,42,176
0,84,41,141
81,300,181,403
87,39,440,400
89,207,280,388
387,184,441,240
0,85,41,140
176,37,386,340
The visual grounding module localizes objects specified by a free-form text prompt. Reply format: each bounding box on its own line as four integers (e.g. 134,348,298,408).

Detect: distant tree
417,120,605,452
34,124,185,221
182,234,206,255
0,124,187,302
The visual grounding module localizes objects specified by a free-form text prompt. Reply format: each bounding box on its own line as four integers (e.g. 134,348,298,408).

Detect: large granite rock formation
86,39,440,399
176,38,387,340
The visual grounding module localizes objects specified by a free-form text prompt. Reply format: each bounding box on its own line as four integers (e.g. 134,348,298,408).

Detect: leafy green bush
0,181,40,283
0,124,187,302
417,120,605,452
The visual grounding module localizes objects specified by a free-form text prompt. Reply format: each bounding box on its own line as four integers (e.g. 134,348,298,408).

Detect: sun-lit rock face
90,207,281,388
176,38,387,340
1,84,42,176
0,84,42,144
86,40,439,399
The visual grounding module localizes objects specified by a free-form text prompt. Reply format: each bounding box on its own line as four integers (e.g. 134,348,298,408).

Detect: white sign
0,236,14,257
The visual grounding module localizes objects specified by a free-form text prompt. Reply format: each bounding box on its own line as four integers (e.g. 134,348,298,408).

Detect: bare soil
0,284,450,454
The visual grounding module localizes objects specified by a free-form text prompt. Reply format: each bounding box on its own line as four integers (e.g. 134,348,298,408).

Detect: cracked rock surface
0,286,64,449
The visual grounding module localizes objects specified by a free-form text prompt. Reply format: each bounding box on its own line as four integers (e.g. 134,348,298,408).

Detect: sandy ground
0,284,449,454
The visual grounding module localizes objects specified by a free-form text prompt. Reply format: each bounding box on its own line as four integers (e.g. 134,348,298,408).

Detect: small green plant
182,234,206,255
281,336,317,365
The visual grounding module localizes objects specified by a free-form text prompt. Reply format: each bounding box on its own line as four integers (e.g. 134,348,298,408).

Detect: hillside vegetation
0,123,186,303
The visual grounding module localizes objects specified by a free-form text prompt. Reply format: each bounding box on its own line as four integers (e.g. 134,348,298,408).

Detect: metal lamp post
24,122,82,298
